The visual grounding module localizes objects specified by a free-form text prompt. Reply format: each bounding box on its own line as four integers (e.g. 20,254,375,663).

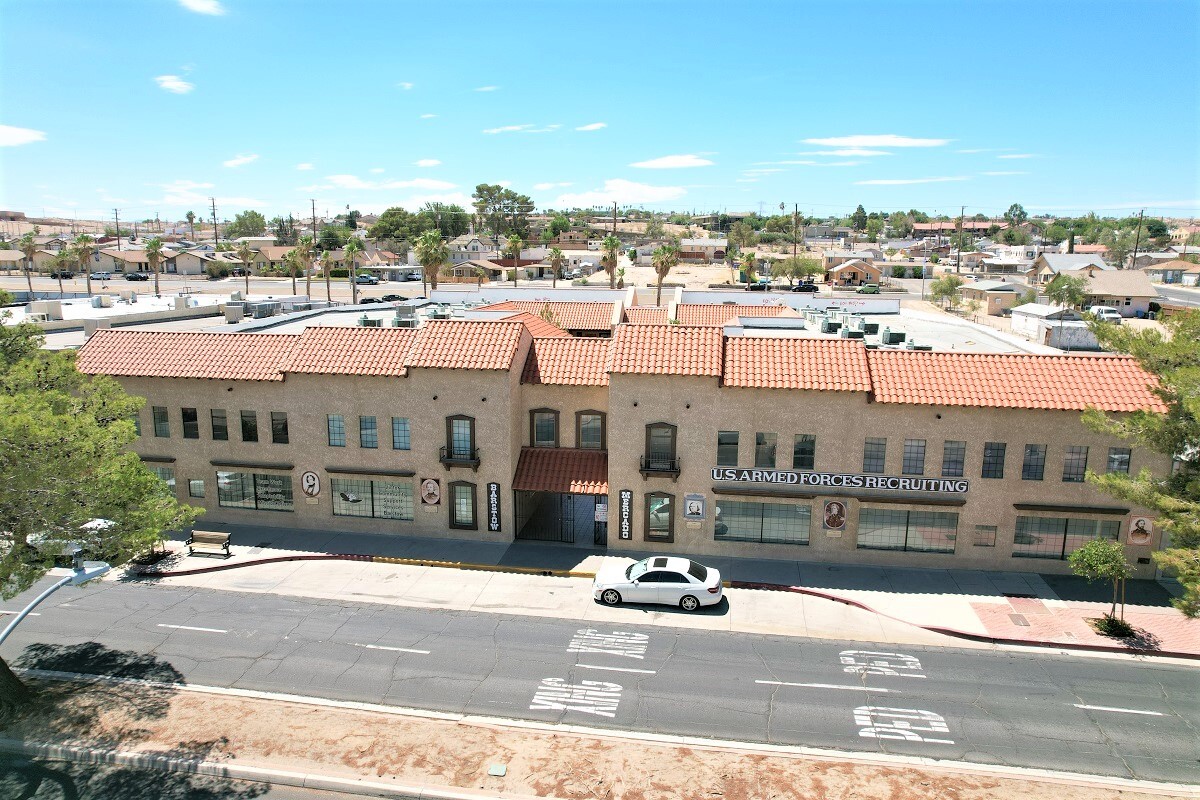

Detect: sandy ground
2,677,1186,800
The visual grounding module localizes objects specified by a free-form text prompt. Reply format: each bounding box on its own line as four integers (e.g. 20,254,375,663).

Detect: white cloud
855,176,969,185
415,159,441,168
982,171,1028,176
325,174,456,191
179,0,225,14
998,153,1036,159
369,167,385,174
155,74,194,94
419,114,438,119
742,168,783,175
794,149,891,157
803,134,950,148
396,81,414,90
554,179,686,207
154,179,264,209
483,124,533,134
629,154,714,169
474,85,499,92
222,153,259,168
956,148,994,154
0,124,47,147
525,124,561,134
735,178,758,184
295,163,314,171
533,182,572,191
576,122,607,131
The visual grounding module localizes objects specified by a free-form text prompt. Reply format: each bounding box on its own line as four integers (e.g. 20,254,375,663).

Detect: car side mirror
632,580,639,586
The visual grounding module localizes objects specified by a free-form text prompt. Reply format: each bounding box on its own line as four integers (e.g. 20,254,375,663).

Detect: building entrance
514,491,607,546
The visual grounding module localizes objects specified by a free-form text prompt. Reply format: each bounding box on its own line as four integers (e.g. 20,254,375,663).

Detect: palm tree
1044,273,1089,342
296,235,315,298
319,250,334,302
548,247,565,289
235,241,255,296
652,244,680,306
185,210,196,242
505,233,522,287
49,250,74,299
600,235,621,289
74,233,97,297
414,229,447,293
344,238,362,305
742,252,758,289
17,233,37,297
284,249,301,296
145,236,165,297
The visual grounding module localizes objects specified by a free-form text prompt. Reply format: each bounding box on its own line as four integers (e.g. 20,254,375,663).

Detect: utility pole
956,205,966,273
210,198,219,249
793,203,799,262
113,209,122,250
1128,209,1144,270
311,198,318,245
611,202,617,237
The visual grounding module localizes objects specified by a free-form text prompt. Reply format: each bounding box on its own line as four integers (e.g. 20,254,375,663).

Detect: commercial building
75,312,1170,577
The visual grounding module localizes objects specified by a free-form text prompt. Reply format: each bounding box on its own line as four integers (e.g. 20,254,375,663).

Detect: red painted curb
728,580,1200,661
139,553,369,578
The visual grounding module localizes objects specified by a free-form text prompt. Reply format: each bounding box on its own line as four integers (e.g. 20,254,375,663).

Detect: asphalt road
1156,284,1200,308
2,578,1197,786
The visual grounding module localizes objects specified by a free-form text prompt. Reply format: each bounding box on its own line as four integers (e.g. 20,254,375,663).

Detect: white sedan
593,556,723,612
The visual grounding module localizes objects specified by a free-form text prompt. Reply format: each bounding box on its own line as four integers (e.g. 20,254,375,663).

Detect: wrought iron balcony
440,445,480,470
639,455,680,480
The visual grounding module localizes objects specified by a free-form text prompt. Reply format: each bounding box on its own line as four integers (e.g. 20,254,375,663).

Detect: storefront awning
513,447,608,495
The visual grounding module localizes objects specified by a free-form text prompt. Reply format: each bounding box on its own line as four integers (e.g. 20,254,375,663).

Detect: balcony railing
440,445,480,471
639,455,680,480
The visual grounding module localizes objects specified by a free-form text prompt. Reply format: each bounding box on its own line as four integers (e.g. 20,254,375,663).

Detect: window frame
270,411,289,445
576,410,606,450
716,430,739,467
1106,446,1131,475
446,414,476,459
239,410,259,443
210,409,229,441
754,432,778,469
902,439,926,476
181,407,200,440
792,434,816,471
862,437,887,474
1062,446,1089,483
327,414,346,447
529,408,560,448
391,417,411,450
941,440,966,477
188,478,205,498
152,406,170,438
359,415,379,449
644,491,675,542
644,422,677,462
1021,444,1047,481
981,442,1006,479
448,480,478,530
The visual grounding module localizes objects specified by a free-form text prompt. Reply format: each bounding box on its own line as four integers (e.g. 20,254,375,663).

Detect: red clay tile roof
406,319,527,371
674,303,793,327
609,324,723,377
623,306,669,325
521,338,611,386
76,329,297,381
285,327,420,377
866,350,1167,412
512,447,608,494
724,338,872,391
477,300,614,331
502,311,571,339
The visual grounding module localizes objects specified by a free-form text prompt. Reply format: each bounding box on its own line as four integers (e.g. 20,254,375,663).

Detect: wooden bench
186,530,231,558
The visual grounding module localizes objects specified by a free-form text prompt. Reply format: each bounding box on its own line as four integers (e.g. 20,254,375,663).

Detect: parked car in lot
355,274,380,285
381,294,403,302
407,270,423,281
48,270,75,279
359,296,382,304
564,268,582,280
89,271,112,280
855,283,881,294
746,280,771,291
1087,305,1122,323
124,272,150,281
791,282,819,293
230,267,250,277
592,556,723,612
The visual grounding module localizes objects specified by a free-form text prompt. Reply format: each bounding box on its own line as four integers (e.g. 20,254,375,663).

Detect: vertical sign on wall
487,482,501,532
618,490,633,540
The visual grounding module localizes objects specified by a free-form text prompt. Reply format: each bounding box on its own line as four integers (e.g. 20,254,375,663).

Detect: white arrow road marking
1073,704,1163,716
157,624,227,634
757,680,896,694
576,664,656,675
353,643,430,655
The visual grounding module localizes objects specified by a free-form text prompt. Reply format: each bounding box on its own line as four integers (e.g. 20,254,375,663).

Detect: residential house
1183,263,1200,287
822,250,876,270
0,250,26,270
678,238,728,263
960,280,1023,316
448,234,499,265
825,259,882,287
232,236,276,250
1167,244,1200,257
1061,268,1157,317
253,246,297,273
1129,252,1181,270
1031,254,1109,284
97,248,180,274
1140,258,1192,284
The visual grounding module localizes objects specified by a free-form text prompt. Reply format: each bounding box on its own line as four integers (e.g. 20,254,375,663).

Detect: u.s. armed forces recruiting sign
711,468,969,495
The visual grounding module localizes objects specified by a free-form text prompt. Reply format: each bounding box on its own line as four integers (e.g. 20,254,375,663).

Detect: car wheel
600,589,622,606
679,595,700,612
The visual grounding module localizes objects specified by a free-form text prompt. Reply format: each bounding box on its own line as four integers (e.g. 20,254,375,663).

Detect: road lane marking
839,650,927,678
157,624,227,633
576,663,656,675
756,680,895,694
854,706,954,744
568,629,648,659
530,678,622,717
1073,704,1163,716
0,611,40,616
353,643,430,655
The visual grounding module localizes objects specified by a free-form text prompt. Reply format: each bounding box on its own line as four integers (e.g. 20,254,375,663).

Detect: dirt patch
0,679,1184,800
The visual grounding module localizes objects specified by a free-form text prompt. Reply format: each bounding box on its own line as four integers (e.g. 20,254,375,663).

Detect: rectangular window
1063,446,1088,482
532,410,557,448
754,432,777,468
982,442,1006,479
449,482,476,529
391,417,411,450
973,525,997,547
150,466,176,493
578,413,604,450
211,409,229,441
269,412,289,444
240,410,258,443
902,439,926,475
188,479,205,498
152,406,170,438
132,414,141,437
863,438,887,473
1013,516,1119,560
216,471,294,512
941,441,966,477
645,493,674,541
1107,447,1131,474
181,408,199,440
331,478,415,520
449,417,474,458
857,508,958,553
327,414,346,447
1021,444,1047,481
360,416,378,448
644,424,677,472
792,434,816,470
716,431,739,467
715,500,810,545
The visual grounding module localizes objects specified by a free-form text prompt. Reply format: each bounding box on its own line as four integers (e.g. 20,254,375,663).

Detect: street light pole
0,562,111,648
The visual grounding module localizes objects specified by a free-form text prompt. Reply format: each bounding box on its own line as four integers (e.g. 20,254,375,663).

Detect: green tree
234,241,255,296
1068,539,1133,624
343,238,362,304
600,235,621,289
729,221,757,250
546,214,571,240
472,184,534,238
850,204,868,232
295,235,314,298
1083,311,1200,616
144,236,165,297
413,229,447,293
345,209,361,230
651,244,680,306
911,265,923,279
368,207,433,242
420,202,470,238
48,250,74,299
73,234,97,297
185,210,197,242
17,233,37,297
866,218,884,243
0,326,202,709
771,256,823,286
644,217,665,240
224,210,267,239
272,214,299,246
1003,203,1028,228
319,250,334,302
1044,273,1088,310
742,252,758,288
930,274,964,309
547,247,565,289
505,233,523,287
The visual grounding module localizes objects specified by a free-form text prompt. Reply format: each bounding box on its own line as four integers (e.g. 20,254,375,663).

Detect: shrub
572,278,589,286
330,268,349,278
205,264,230,280
911,266,923,279
891,265,907,279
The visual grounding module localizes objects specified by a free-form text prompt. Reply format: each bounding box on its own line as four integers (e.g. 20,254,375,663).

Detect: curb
139,552,598,580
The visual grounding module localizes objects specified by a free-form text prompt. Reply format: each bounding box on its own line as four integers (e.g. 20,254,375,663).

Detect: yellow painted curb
367,554,595,579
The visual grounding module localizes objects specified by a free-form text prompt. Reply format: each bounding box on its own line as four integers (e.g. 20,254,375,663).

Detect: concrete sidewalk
136,523,1200,659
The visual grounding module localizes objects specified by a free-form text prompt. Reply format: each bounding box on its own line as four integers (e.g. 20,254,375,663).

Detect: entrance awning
513,447,608,495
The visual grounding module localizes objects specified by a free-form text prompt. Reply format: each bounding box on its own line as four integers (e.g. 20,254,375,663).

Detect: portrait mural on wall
420,478,441,506
1128,517,1152,545
823,500,847,531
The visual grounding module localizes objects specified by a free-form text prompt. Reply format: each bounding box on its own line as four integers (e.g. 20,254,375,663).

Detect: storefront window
216,471,294,512
1013,516,1118,559
645,493,674,541
332,478,414,520
858,508,957,553
716,500,810,545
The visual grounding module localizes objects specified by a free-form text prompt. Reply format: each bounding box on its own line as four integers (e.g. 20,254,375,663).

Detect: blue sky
2,0,1197,223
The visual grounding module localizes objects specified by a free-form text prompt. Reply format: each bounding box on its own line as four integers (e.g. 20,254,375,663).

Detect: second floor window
577,411,605,450
902,439,926,475
982,442,1006,479
240,411,258,443
1063,446,1088,482
270,412,289,444
792,434,816,470
531,409,558,448
360,416,378,448
181,408,199,440
447,415,475,459
645,423,677,469
1021,444,1047,481
941,441,966,477
327,414,346,447
716,431,739,467
211,409,228,441
392,417,410,450
755,433,777,468
152,406,170,438
1107,447,1131,474
863,438,886,473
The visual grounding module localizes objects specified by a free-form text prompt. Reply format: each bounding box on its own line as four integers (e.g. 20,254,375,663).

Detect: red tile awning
512,447,609,495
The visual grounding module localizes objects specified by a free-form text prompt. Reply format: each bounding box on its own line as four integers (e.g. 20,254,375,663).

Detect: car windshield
625,558,651,581
686,561,708,582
